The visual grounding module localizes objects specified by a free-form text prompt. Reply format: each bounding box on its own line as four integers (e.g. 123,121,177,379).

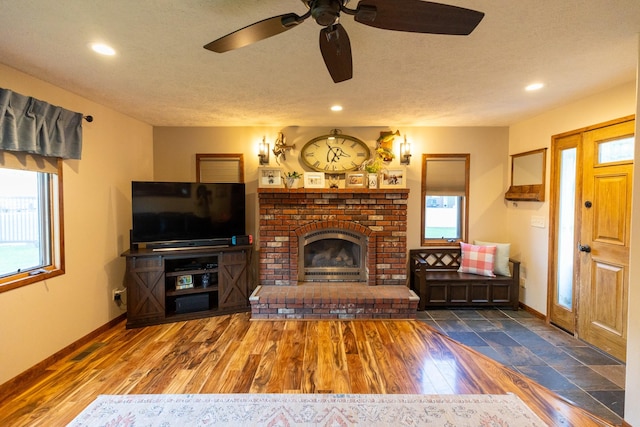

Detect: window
421,154,470,246
597,136,634,164
0,152,64,292
196,153,244,183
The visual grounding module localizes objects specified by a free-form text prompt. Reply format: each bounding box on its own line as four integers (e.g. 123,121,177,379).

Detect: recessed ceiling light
525,82,544,91
330,105,343,112
90,43,116,56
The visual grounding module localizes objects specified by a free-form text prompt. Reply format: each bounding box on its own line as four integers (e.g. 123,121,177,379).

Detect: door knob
578,244,591,253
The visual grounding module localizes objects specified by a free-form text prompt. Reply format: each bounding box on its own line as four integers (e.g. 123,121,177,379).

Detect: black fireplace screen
299,229,367,282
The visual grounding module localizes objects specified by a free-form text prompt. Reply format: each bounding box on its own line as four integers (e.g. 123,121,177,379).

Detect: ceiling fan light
525,82,544,91
90,43,116,56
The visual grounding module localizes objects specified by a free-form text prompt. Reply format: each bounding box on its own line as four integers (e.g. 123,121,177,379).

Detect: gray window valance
0,87,83,160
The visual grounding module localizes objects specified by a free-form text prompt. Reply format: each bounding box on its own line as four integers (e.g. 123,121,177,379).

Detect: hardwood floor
0,312,617,426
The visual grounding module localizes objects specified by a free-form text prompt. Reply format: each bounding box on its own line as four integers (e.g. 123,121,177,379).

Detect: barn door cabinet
122,246,252,328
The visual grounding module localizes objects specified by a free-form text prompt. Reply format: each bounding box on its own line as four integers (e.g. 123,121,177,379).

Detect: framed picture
380,167,406,188
345,172,366,188
258,167,283,188
176,274,194,290
304,172,326,188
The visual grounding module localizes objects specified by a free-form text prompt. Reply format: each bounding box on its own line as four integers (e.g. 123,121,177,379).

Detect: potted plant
362,159,380,188
285,171,302,189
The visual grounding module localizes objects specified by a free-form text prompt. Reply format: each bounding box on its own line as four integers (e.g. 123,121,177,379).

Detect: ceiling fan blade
319,23,353,83
354,0,484,35
204,13,306,53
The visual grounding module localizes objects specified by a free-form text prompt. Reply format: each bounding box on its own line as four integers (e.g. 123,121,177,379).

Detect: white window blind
197,154,244,183
425,157,467,196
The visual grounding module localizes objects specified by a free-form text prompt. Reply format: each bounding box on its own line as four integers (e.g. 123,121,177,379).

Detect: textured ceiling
0,1,638,127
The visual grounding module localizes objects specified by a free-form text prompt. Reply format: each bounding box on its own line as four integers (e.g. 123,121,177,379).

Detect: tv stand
121,245,252,328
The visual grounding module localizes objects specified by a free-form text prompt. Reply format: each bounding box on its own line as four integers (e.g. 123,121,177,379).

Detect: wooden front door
577,119,634,362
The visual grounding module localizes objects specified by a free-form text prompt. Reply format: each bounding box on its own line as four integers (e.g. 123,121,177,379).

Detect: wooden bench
409,247,520,311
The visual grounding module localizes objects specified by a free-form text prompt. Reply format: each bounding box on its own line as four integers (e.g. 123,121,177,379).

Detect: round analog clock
300,131,371,172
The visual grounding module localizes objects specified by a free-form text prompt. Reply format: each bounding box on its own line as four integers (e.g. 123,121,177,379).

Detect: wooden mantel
257,188,410,195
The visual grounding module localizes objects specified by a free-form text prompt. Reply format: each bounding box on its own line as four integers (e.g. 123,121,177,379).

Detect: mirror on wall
505,148,547,201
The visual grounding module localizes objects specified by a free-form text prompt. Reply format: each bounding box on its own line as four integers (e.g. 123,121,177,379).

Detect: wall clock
300,129,371,172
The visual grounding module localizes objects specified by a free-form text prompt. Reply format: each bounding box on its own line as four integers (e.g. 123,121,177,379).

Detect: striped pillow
458,242,496,277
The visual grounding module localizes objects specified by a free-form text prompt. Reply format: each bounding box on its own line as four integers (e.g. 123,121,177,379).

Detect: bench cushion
458,242,496,277
474,240,511,277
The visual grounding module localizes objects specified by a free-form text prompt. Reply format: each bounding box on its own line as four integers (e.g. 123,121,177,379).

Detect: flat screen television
131,181,246,248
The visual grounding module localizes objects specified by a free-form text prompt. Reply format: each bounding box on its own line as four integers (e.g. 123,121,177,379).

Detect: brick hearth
250,282,419,320
254,188,417,320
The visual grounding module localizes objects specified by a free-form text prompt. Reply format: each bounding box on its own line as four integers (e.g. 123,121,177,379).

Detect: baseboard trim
0,313,126,401
518,302,545,320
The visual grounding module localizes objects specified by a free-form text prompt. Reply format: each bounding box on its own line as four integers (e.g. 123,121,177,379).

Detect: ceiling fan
204,0,484,83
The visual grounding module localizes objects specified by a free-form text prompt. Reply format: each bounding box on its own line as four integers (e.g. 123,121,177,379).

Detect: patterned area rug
68,393,546,426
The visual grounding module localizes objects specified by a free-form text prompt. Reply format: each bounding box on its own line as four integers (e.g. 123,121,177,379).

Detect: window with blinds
421,154,470,246
196,154,244,183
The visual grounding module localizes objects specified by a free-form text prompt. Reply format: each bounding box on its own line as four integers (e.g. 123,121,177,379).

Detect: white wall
153,126,511,254
0,64,154,385
507,81,637,314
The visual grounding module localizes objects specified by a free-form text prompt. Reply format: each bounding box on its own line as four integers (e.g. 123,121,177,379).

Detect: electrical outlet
112,288,124,302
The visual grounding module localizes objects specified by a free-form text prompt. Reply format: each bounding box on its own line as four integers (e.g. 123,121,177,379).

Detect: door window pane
557,148,576,309
598,136,634,164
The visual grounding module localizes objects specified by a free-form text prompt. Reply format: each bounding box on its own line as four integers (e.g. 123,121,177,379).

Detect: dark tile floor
416,308,625,425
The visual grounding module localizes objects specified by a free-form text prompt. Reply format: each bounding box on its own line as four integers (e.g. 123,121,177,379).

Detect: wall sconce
258,136,270,165
400,136,412,165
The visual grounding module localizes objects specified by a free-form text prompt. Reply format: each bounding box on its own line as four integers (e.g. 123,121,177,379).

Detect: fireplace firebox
299,228,367,282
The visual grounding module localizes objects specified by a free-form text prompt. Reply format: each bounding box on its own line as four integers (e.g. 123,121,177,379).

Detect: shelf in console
166,285,219,297
166,268,218,277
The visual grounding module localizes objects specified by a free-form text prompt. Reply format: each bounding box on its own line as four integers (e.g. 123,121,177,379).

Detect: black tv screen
131,181,245,248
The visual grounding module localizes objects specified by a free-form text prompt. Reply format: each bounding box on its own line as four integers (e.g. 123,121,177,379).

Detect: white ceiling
1,1,639,128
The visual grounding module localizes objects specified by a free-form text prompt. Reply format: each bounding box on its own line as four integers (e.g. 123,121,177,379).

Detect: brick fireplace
251,188,419,319
257,188,409,286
